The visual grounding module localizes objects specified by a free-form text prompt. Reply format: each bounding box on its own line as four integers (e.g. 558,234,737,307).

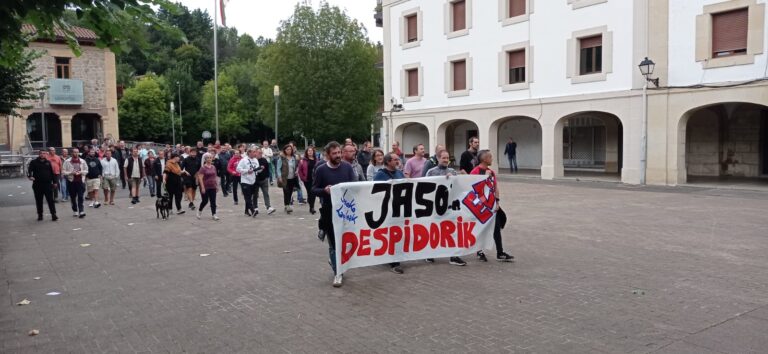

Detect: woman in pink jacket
227,144,245,206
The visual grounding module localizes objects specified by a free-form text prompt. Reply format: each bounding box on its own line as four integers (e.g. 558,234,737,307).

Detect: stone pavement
1,178,768,353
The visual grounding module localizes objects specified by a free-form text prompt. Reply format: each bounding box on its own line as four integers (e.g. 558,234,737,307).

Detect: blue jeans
508,156,518,173
146,175,156,195
59,175,68,200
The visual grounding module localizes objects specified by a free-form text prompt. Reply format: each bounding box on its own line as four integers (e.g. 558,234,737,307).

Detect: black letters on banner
435,185,449,216
414,182,436,218
391,183,413,218
365,183,390,229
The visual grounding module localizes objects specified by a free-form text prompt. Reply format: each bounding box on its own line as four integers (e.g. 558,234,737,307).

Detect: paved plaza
1,177,767,353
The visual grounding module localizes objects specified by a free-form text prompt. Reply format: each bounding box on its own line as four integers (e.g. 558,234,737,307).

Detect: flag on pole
219,0,229,26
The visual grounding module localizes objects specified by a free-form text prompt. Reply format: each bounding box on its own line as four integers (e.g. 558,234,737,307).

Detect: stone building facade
1,25,119,151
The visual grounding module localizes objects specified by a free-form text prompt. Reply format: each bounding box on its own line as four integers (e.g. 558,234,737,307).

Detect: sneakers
332,274,343,287
37,215,43,221
78,212,86,219
298,200,307,205
477,251,488,262
51,214,58,221
310,208,316,215
496,252,515,262
390,265,404,274
252,209,259,217
317,229,326,242
188,202,195,210
130,198,137,204
285,205,293,214
212,214,219,221
233,201,238,205
176,210,186,215
244,209,252,217
89,202,94,207
94,202,101,208
73,212,79,217
449,257,467,266
267,207,276,214
425,258,435,263
196,211,201,219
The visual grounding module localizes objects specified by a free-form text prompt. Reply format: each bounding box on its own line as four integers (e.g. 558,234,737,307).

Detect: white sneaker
212,215,219,221
332,274,343,287
267,207,276,214
196,211,201,219
285,205,293,213
88,202,94,207
73,212,78,217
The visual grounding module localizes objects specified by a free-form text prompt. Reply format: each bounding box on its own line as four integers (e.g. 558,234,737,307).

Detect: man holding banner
312,141,357,287
470,150,514,262
373,153,407,274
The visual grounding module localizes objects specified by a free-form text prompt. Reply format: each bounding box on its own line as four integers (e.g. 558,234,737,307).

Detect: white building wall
668,0,768,86
386,0,637,111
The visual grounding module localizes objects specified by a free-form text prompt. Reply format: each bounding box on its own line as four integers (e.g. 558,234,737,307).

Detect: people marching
25,136,514,288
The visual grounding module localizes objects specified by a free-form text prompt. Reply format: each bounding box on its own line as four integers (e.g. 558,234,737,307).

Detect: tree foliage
118,75,170,142
0,0,180,67
257,4,380,144
0,50,42,116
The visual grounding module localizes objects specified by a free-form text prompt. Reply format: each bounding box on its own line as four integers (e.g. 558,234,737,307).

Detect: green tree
201,71,252,142
0,50,42,116
257,4,380,143
118,75,170,142
0,0,180,67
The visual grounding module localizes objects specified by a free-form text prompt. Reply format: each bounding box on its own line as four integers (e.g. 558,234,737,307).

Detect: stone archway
554,111,623,179
395,122,430,158
490,116,542,174
437,119,479,165
679,102,768,185
26,112,62,148
72,113,103,147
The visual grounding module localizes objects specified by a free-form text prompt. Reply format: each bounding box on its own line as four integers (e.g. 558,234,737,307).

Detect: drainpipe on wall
640,81,648,185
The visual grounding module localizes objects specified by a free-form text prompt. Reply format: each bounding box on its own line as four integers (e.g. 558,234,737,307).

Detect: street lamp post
274,85,280,146
637,57,659,185
177,82,183,145
37,80,47,149
170,102,176,146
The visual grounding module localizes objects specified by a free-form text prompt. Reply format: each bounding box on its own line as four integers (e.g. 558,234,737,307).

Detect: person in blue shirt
373,152,405,274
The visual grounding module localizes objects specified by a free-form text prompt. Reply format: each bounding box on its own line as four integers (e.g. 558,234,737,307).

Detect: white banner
331,175,499,275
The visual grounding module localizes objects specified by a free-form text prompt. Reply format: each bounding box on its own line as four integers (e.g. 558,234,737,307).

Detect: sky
178,0,383,44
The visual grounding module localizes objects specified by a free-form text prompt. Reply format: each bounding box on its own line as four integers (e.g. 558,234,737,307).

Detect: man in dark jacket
459,136,480,174
217,144,232,196
421,144,446,177
28,150,58,221
85,149,103,208
112,141,127,189
356,141,372,174
152,150,166,197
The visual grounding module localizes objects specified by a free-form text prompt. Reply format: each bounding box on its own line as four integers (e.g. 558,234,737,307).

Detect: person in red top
227,143,245,206
46,147,63,202
470,149,514,262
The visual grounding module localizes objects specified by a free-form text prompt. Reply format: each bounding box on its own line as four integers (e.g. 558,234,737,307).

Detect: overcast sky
178,0,383,44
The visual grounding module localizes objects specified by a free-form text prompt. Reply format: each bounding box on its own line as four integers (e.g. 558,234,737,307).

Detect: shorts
86,178,101,192
183,177,198,189
102,177,118,191
129,177,142,188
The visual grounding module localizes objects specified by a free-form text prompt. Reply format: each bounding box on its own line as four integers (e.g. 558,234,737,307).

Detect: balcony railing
48,78,84,105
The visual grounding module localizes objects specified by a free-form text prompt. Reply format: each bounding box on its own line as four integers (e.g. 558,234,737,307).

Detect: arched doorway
492,116,542,174
437,119,479,165
557,112,623,179
681,103,768,185
72,113,103,147
26,112,62,148
395,123,430,158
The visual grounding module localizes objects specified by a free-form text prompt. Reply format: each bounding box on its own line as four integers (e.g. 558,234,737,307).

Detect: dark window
453,60,467,91
509,0,526,18
579,35,602,75
406,69,419,97
452,0,466,32
712,8,748,57
406,15,418,43
508,50,526,84
55,57,71,79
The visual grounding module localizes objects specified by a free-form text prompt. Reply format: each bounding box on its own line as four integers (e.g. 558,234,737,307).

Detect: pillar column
541,122,564,179
60,115,72,148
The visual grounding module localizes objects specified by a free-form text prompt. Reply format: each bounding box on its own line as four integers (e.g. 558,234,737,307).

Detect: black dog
156,194,172,220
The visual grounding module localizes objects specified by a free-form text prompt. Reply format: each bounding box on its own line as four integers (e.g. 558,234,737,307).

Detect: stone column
60,115,72,148
541,122,563,180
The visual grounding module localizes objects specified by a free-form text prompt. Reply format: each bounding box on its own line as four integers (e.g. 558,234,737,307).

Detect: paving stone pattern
1,179,768,353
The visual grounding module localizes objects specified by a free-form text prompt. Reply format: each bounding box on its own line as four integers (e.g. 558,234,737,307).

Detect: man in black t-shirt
459,136,480,174
254,148,275,214
28,150,58,221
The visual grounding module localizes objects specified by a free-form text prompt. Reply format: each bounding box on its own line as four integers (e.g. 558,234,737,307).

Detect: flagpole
213,0,220,142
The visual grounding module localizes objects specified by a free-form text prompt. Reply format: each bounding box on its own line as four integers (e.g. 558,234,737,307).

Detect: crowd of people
26,135,512,288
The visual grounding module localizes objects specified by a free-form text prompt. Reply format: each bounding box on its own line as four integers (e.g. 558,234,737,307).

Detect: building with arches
1,25,120,151
380,0,768,186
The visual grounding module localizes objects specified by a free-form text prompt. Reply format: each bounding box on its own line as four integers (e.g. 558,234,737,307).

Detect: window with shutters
695,0,765,69
406,69,419,97
452,1,466,31
400,8,422,49
508,50,526,84
453,60,467,91
406,15,418,43
445,0,472,38
499,0,530,26
55,57,71,79
579,35,602,75
712,8,748,57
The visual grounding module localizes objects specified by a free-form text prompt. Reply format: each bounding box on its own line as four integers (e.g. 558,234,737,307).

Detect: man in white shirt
101,149,120,205
236,146,262,217
261,140,274,185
